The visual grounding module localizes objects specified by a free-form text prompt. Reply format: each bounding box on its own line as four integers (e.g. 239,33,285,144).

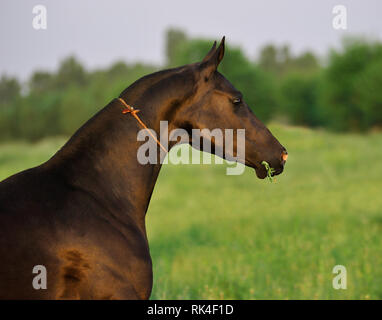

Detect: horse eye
233,97,241,105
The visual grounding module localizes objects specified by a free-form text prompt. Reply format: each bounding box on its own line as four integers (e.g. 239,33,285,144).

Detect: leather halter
118,98,168,153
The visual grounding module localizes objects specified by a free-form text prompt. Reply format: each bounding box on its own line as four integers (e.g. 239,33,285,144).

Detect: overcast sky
1,0,381,80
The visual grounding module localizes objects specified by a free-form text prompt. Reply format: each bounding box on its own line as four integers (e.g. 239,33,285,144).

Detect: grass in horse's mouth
261,161,276,182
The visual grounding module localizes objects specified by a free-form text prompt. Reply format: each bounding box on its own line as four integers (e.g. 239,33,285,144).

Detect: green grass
1,124,381,300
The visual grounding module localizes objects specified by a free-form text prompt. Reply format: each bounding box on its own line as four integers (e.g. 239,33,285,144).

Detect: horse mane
119,64,197,109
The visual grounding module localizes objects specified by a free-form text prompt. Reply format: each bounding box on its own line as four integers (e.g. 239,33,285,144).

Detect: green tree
29,71,53,94
293,52,319,73
165,28,187,67
107,61,129,79
354,58,382,129
0,76,21,106
259,45,278,74
259,43,319,77
319,38,382,131
279,73,321,126
55,56,88,88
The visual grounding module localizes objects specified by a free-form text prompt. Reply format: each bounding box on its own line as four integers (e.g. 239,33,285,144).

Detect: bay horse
0,38,287,299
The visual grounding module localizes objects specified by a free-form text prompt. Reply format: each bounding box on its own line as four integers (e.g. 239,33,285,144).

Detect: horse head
171,37,288,178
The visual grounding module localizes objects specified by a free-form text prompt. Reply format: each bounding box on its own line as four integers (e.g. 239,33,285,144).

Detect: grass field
0,124,381,299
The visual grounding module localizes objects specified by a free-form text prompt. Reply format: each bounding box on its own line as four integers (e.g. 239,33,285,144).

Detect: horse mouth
245,160,267,179
255,168,267,179
246,160,283,179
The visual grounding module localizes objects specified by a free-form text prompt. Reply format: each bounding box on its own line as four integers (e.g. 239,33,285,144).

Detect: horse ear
214,36,225,66
202,41,217,62
200,37,225,78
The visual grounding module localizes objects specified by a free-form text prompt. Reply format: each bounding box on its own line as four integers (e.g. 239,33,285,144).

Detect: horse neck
48,74,193,228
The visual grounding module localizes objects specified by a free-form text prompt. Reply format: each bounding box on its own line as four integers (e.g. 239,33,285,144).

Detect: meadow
0,124,381,299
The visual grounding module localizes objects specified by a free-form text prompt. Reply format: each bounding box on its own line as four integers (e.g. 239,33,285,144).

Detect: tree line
1,29,381,141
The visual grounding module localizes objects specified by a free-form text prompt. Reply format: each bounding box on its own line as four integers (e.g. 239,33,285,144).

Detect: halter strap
117,97,168,153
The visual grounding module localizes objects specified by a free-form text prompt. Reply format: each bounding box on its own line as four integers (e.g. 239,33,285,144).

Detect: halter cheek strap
117,97,168,153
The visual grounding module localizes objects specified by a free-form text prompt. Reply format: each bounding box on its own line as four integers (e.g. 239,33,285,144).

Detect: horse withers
0,38,287,299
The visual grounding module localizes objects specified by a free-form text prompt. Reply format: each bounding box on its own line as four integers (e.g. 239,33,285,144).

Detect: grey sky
1,0,381,80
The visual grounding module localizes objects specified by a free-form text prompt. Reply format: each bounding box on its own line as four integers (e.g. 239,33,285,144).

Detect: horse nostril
281,150,288,163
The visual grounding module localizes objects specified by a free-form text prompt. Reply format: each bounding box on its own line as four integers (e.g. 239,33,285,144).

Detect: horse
0,38,287,299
